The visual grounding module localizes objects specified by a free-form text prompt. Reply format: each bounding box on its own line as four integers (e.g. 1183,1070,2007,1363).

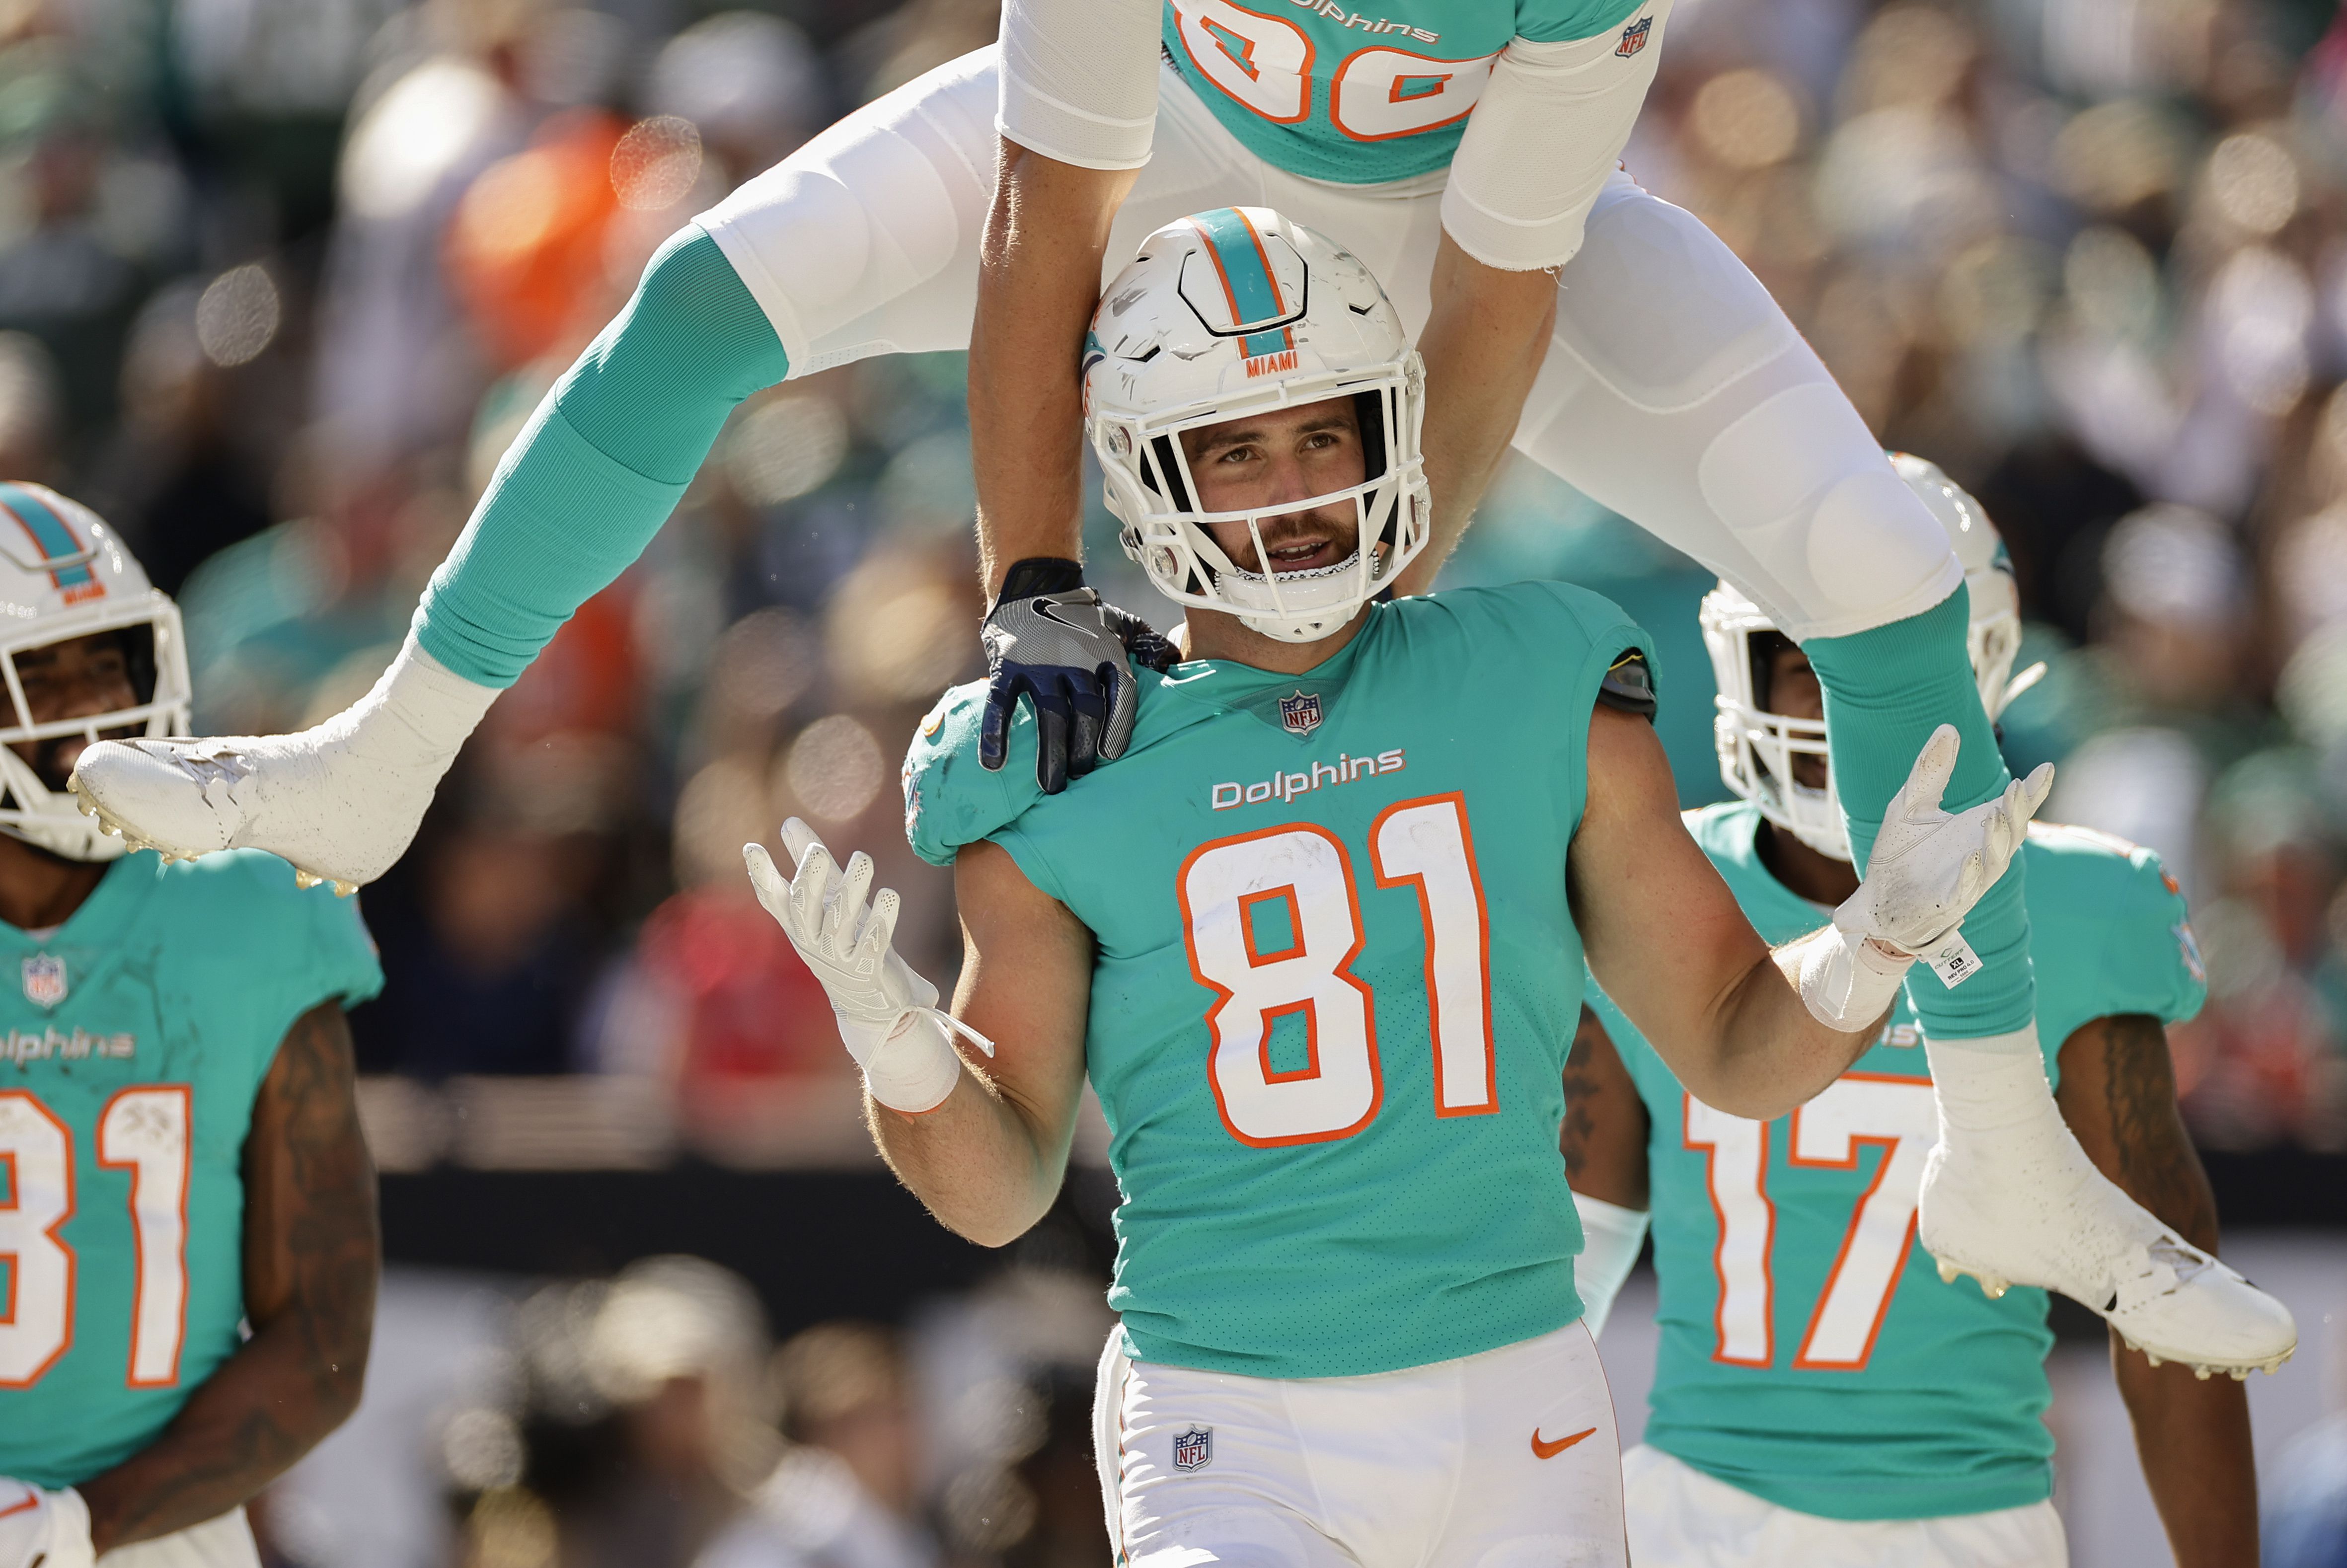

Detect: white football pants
1091,1322,1626,1568
697,45,1960,645
97,1507,260,1568
1623,1445,2069,1568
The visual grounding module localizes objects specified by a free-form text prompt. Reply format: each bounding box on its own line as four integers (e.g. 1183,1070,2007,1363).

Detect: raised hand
745,820,988,1114
1837,725,2054,960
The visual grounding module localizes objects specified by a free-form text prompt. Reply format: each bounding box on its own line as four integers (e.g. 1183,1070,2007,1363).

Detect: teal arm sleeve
412,226,791,686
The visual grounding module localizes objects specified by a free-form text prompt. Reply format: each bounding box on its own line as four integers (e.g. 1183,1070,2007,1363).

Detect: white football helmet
1084,207,1430,643
1703,453,2045,863
0,484,191,861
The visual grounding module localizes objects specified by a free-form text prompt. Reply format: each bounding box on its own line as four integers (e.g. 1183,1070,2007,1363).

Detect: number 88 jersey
906,581,1652,1380
1163,0,1654,185
1588,803,2206,1524
0,851,382,1490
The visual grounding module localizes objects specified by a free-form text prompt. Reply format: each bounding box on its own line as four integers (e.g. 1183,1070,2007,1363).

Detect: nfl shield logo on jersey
1278,690,1323,737
1173,1426,1213,1472
1615,15,1652,55
21,953,65,1009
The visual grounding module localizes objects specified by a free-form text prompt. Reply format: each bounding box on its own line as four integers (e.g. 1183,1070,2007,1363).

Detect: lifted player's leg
1508,172,2293,1375
67,47,1303,885
67,53,1000,885
74,219,781,890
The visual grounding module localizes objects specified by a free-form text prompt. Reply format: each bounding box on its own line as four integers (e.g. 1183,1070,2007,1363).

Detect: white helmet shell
0,484,191,861
1702,454,2038,864
1084,207,1430,643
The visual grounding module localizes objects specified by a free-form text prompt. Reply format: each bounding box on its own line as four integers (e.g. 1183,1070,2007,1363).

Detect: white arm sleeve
1571,1189,1650,1340
998,0,1163,169
1439,0,1674,271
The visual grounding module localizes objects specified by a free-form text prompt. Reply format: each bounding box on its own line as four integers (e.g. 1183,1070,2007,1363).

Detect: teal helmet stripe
1188,208,1296,360
0,484,92,587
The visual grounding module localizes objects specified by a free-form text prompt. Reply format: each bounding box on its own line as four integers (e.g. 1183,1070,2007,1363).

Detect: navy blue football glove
980,559,1177,794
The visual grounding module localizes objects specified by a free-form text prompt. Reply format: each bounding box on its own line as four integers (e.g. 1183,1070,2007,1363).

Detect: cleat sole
1928,1255,2009,1300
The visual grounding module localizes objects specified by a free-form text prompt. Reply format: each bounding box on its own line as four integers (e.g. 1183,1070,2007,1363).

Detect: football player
1561,459,2256,1566
744,214,2047,1563
0,487,381,1568
72,0,2296,1365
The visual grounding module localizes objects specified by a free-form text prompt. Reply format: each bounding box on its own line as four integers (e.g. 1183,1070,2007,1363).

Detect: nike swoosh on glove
745,819,990,1113
1837,724,2055,956
0,1483,93,1568
979,559,1175,795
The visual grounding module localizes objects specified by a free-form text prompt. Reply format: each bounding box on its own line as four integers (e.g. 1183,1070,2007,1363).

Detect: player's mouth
1260,532,1341,574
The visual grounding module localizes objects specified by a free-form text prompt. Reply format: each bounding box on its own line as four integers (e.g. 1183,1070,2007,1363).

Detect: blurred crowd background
8,0,2347,1561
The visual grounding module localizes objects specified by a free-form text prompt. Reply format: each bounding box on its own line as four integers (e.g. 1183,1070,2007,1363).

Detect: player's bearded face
1761,643,1829,790
1181,395,1368,577
8,631,138,791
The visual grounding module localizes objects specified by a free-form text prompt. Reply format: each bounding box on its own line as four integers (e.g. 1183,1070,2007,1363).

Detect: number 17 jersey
906,582,1653,1380
1589,802,2206,1521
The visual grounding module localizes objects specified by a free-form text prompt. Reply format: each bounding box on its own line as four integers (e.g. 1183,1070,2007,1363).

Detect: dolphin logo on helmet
1082,206,1431,643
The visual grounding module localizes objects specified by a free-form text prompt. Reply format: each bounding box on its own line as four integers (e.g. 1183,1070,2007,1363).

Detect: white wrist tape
1439,0,1673,271
1571,1191,1649,1340
846,1009,996,1115
1796,925,1911,1032
998,0,1161,168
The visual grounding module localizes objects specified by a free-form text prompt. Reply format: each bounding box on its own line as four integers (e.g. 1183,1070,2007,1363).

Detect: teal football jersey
1588,803,2206,1521
0,851,382,1489
1162,0,1650,184
908,583,1654,1378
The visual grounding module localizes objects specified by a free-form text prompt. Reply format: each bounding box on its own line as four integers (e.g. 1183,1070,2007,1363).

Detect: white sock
322,636,500,764
1921,1025,2057,1136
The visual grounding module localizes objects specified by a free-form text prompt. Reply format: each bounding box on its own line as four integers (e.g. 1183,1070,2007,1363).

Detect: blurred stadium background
8,0,2347,1561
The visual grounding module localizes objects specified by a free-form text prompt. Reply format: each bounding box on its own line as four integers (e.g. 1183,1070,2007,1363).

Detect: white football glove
745,819,991,1114
0,1482,93,1568
1799,725,2054,1030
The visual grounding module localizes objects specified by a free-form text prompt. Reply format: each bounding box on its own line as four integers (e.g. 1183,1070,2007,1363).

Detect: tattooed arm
2055,1013,2256,1568
1562,1006,1651,1209
76,1000,379,1553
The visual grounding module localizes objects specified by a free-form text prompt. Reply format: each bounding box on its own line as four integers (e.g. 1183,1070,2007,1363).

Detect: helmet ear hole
1747,629,1796,715
1146,435,1194,510
1352,390,1386,483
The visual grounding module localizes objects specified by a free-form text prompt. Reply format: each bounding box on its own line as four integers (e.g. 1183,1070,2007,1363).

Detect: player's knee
1696,384,1953,634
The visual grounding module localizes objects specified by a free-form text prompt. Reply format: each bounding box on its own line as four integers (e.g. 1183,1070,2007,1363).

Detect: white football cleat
1918,1079,2296,1378
68,638,496,895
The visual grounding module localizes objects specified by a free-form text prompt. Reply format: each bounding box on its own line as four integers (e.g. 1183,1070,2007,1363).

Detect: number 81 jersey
907,582,1652,1380
0,851,382,1489
1589,802,2206,1523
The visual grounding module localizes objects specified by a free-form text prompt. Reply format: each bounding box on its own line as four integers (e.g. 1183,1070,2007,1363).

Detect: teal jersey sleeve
903,683,1043,871
0,851,384,1489
1161,0,1648,185
918,583,1654,1380
2021,823,2207,1050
